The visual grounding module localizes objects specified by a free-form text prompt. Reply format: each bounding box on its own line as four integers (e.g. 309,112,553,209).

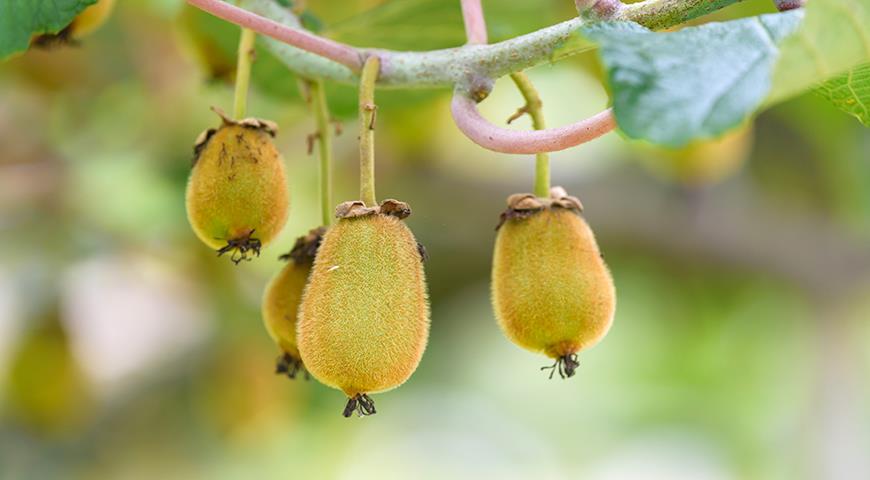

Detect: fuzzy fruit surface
492,207,615,358
298,214,429,397
186,123,288,251
71,0,117,38
262,259,311,359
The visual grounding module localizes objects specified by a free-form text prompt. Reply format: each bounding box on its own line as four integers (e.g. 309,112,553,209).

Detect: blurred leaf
815,63,870,126
176,5,238,84
176,5,302,103
769,0,870,104
323,0,465,50
0,0,97,59
583,12,802,147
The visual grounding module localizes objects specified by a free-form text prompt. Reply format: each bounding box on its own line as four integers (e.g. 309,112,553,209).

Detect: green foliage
583,12,803,147
770,0,870,104
323,0,465,50
815,64,870,126
0,0,97,59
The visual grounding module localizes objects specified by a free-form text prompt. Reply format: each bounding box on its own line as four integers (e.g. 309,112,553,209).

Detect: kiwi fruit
637,124,753,186
297,199,429,417
5,309,92,435
492,187,615,378
186,108,289,263
261,227,325,379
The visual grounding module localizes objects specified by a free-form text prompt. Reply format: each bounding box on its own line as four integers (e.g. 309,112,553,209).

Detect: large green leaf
583,12,803,147
0,0,97,59
815,64,870,126
769,0,870,104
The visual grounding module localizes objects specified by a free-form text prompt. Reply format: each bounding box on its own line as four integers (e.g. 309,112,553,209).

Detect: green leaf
322,0,465,50
583,12,803,147
769,0,870,104
815,64,870,126
0,0,97,59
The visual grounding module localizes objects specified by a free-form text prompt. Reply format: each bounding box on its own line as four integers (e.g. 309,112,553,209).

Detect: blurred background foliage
1,0,870,479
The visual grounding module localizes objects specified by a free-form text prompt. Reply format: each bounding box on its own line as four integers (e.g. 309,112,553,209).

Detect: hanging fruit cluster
183,30,617,417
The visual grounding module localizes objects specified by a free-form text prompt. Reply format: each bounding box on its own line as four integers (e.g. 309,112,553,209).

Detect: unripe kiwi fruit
32,0,117,47
637,124,753,186
298,199,429,417
186,108,289,263
492,188,615,378
261,227,325,379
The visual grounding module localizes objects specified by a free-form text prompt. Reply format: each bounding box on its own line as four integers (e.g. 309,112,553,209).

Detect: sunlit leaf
815,64,870,126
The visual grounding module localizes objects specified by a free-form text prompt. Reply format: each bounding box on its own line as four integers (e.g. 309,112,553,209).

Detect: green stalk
307,79,334,226
358,56,380,207
509,72,550,197
233,28,257,119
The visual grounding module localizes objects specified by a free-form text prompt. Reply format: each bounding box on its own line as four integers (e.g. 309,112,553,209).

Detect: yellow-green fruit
638,124,753,186
261,228,324,379
298,208,428,416
492,192,615,378
186,112,289,263
5,311,92,436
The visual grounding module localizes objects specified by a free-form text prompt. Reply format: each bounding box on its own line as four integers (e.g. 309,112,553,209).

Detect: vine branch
188,0,749,154
451,95,617,154
461,0,488,45
453,1,615,154
190,0,744,88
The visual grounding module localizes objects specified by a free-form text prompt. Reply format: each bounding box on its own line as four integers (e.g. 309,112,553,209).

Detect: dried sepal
192,107,279,166
279,227,327,264
335,199,412,220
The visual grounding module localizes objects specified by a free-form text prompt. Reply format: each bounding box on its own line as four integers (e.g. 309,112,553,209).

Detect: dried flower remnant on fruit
186,107,289,264
298,199,430,416
343,394,377,418
492,187,614,378
263,227,326,380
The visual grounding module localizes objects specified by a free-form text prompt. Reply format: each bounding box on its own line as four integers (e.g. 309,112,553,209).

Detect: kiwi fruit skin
185,121,289,252
297,214,429,397
262,258,311,360
492,206,615,359
261,228,324,363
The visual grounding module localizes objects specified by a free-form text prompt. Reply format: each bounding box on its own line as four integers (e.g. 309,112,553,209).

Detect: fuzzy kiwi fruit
297,200,429,417
261,227,325,379
186,108,289,263
492,187,615,378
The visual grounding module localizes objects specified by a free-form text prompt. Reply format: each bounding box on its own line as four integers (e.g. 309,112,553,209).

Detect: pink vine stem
460,0,489,45
187,0,619,154
186,0,362,70
451,95,617,154
452,0,617,153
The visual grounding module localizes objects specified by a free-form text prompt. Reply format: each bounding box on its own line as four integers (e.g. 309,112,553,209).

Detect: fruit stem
508,72,550,197
233,28,257,120
307,79,334,226
358,56,380,207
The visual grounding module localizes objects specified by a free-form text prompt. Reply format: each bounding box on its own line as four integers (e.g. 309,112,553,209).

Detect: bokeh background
2,1,870,479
